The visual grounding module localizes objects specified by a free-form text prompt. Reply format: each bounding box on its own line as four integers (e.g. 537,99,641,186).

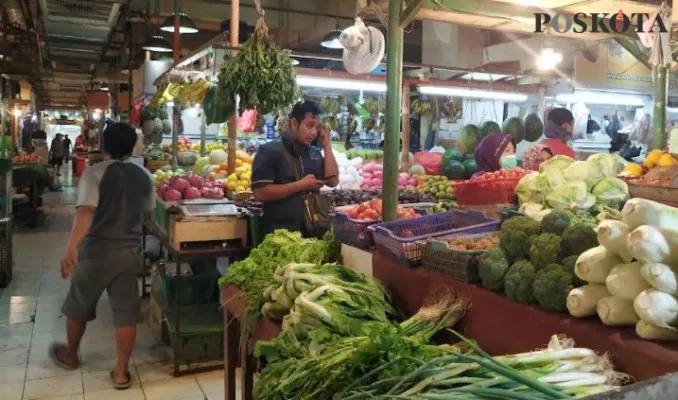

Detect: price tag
669,127,678,154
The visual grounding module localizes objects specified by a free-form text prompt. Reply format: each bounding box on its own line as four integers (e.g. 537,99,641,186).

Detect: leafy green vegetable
529,233,562,270
539,155,575,173
585,153,622,187
478,247,510,291
591,177,630,209
500,216,541,261
546,181,596,214
515,171,542,205
505,260,537,303
216,17,299,116
561,224,598,257
532,264,574,312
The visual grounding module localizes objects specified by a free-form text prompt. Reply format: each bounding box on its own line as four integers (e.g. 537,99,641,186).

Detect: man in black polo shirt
252,101,339,237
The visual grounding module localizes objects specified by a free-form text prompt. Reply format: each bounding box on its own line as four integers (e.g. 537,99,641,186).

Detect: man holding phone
252,100,339,237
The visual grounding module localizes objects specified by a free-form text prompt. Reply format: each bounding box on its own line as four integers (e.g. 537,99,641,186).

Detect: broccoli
478,247,510,291
529,233,562,270
500,216,541,261
504,260,536,304
540,210,572,235
561,224,598,257
562,255,586,287
532,264,574,312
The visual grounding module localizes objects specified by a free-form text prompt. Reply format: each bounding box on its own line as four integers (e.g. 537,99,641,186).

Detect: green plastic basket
157,261,220,307
164,303,224,364
248,215,263,248
153,200,169,232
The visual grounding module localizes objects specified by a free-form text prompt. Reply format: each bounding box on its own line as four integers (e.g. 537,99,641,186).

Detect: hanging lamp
321,0,342,49
160,12,198,34
142,35,173,53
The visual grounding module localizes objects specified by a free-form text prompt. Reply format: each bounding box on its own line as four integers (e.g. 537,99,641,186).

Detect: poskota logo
534,10,668,33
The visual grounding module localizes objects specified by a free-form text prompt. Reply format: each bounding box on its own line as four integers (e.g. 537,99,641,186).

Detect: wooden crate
628,182,678,208
169,216,248,251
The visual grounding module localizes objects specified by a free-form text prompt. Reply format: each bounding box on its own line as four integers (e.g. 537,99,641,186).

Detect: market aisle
0,170,235,400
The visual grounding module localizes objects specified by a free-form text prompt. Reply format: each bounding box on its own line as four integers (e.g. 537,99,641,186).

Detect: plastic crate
369,210,500,267
157,261,220,307
331,212,379,249
453,178,521,206
421,231,500,282
248,214,264,248
153,200,169,232
164,303,224,364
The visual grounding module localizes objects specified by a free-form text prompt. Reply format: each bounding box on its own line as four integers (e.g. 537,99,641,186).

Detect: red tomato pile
468,168,530,182
342,199,419,221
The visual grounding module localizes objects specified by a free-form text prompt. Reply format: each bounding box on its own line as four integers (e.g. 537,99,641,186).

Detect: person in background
521,144,554,171
50,123,154,390
74,133,86,152
521,108,576,170
252,100,339,237
474,133,517,173
50,133,65,176
62,135,72,164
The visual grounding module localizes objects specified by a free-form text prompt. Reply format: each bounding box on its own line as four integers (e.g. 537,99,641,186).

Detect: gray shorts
61,247,142,327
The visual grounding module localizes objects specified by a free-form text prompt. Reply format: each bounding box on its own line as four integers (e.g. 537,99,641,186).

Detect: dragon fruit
184,186,201,200
156,182,170,197
170,177,190,193
200,187,212,198
163,188,182,202
188,175,203,189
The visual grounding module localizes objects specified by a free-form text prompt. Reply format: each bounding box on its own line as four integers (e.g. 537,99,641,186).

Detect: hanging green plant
216,17,300,117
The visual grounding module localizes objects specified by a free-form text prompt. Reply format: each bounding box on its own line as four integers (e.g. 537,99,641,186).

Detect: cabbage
585,153,621,187
546,181,595,213
539,155,575,174
515,171,541,205
591,177,629,208
536,168,566,195
409,164,426,176
563,160,589,186
519,202,544,218
209,149,228,165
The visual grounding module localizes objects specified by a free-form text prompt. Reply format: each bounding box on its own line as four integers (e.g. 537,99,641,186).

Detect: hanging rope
252,0,265,17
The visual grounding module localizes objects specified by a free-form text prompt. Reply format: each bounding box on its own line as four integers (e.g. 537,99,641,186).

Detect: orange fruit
208,172,217,181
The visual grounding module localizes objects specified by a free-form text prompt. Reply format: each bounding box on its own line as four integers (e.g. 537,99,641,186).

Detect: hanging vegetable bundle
216,17,300,118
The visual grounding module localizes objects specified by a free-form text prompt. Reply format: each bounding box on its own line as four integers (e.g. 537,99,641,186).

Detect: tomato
346,208,360,219
363,209,380,221
356,203,368,213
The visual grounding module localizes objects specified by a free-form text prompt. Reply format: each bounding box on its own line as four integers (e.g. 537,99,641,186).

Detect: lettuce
563,160,589,187
536,168,566,196
539,155,575,174
585,153,621,187
515,171,541,205
546,181,596,213
591,177,630,209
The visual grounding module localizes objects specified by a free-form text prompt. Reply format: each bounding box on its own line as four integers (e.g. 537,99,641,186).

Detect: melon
459,124,481,154
463,158,478,179
502,117,525,143
443,160,465,180
480,121,501,138
523,113,544,142
442,147,463,165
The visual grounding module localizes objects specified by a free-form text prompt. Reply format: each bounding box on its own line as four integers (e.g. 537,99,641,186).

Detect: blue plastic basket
331,212,378,250
369,210,500,267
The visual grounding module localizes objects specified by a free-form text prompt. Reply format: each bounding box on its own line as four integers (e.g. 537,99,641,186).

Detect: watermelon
464,153,475,160
523,113,544,142
459,124,481,154
502,117,525,143
480,121,501,138
443,160,465,180
462,158,477,179
442,147,463,165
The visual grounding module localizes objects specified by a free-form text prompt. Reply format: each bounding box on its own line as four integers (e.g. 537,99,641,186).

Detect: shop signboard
574,40,652,92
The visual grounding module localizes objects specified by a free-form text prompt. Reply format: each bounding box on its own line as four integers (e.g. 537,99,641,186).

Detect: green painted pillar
652,64,668,150
382,0,404,222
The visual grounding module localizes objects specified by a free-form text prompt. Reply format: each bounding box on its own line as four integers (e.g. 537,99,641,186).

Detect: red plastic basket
452,178,521,206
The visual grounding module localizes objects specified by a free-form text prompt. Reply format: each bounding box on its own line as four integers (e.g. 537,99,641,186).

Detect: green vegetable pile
478,214,598,312
216,17,299,117
515,153,628,221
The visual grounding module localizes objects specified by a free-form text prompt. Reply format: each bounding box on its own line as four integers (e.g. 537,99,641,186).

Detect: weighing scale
175,198,241,217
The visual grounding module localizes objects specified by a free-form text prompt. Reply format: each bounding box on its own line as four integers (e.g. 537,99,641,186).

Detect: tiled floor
0,167,232,400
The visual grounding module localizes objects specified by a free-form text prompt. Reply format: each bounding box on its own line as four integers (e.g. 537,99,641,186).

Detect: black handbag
277,141,332,239
586,115,601,134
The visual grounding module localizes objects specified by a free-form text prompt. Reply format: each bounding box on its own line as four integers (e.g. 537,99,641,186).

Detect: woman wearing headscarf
521,108,576,170
474,133,517,173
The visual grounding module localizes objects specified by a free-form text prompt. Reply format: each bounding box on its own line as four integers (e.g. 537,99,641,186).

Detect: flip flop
110,370,132,390
48,342,79,371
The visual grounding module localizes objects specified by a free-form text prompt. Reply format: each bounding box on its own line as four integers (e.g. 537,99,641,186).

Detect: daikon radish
575,246,622,284
566,284,611,318
622,198,678,230
596,220,632,262
605,262,651,300
597,296,639,326
627,225,678,266
640,263,678,295
634,289,678,331
636,320,678,341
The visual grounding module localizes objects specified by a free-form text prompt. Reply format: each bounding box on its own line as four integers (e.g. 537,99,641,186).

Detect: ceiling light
555,90,646,106
459,72,510,81
143,35,173,53
297,75,386,92
291,58,300,66
418,85,527,102
536,48,563,71
160,13,198,34
320,29,343,49
13,108,21,117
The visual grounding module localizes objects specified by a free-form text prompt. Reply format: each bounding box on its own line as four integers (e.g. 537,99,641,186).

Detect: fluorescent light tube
556,90,645,106
297,76,386,92
418,85,527,102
